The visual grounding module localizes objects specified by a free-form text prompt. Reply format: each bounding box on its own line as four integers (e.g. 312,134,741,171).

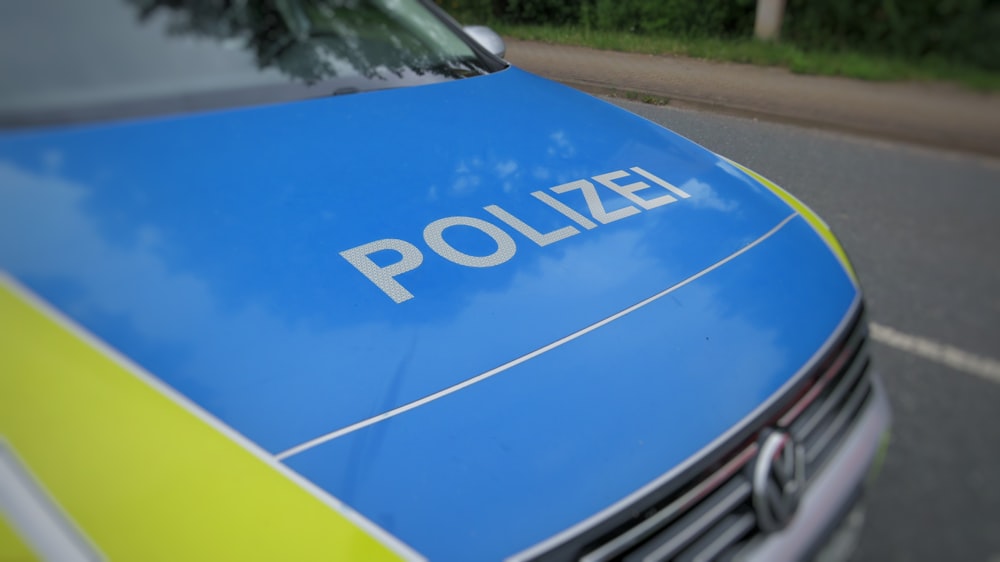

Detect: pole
754,0,786,41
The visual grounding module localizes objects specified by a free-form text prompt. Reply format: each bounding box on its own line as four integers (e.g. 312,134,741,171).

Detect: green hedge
587,0,754,37
783,0,1000,71
438,0,1000,72
437,0,754,35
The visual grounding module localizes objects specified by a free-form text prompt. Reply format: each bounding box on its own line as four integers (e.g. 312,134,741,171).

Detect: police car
0,0,889,560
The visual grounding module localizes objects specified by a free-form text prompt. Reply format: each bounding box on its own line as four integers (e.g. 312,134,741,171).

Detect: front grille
572,312,873,562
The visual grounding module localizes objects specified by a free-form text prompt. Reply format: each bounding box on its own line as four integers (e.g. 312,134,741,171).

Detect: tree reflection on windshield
0,0,501,126
128,0,488,84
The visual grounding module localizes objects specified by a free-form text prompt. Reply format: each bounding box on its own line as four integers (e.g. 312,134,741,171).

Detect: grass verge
493,24,1000,91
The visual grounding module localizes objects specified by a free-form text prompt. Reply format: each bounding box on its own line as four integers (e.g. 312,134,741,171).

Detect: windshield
0,0,504,127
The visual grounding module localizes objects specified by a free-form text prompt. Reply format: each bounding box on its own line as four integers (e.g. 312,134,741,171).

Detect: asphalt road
607,98,1000,562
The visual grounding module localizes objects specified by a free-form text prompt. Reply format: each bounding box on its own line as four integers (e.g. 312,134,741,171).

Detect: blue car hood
0,68,857,560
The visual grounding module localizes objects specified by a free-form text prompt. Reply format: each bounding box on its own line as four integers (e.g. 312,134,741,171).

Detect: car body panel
285,216,858,561
0,68,842,451
0,66,860,560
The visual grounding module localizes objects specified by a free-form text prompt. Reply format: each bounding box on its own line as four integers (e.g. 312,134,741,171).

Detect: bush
590,0,754,37
503,0,583,25
439,0,755,34
783,0,1000,71
435,0,494,23
435,0,583,24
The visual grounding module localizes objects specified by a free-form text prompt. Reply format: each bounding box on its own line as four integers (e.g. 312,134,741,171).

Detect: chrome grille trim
679,513,756,562
802,360,872,469
792,347,867,442
623,478,751,562
508,296,864,562
780,321,868,432
569,315,873,562
581,446,758,562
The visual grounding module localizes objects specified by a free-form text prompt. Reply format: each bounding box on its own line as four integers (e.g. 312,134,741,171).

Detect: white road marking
870,322,1000,385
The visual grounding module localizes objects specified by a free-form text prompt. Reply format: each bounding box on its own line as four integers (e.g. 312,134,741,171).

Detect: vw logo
752,429,806,532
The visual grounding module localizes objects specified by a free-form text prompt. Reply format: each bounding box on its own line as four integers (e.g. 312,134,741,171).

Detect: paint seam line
870,322,1000,384
275,213,798,460
0,273,425,562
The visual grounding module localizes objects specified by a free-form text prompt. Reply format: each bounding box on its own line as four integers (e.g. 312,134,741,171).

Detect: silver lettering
340,239,423,303
423,216,517,267
550,179,640,224
530,190,598,230
484,204,579,247
593,169,677,210
342,166,693,303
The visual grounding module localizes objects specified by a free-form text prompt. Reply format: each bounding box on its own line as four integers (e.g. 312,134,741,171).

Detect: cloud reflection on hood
0,157,788,455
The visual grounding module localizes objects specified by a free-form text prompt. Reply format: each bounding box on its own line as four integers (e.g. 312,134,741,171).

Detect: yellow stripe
729,160,858,283
0,278,408,561
0,516,39,562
